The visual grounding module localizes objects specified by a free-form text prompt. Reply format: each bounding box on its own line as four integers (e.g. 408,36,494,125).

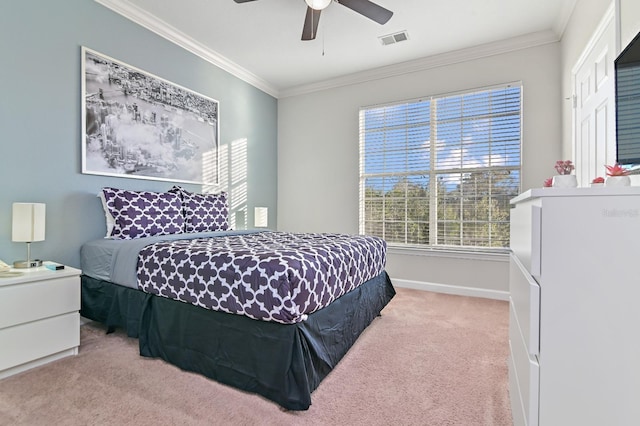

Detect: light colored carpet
0,288,512,425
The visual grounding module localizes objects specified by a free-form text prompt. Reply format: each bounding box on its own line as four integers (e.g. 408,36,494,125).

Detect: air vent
379,31,409,46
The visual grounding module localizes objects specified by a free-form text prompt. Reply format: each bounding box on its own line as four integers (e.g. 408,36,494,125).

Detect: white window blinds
359,84,521,249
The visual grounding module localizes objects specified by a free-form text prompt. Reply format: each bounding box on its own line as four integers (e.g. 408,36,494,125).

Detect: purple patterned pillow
101,187,185,239
167,185,190,199
169,186,229,232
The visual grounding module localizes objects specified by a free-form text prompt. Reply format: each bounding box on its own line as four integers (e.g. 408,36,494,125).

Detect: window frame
358,82,522,252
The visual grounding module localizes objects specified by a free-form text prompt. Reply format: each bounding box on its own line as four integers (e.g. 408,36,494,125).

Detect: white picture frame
81,47,219,185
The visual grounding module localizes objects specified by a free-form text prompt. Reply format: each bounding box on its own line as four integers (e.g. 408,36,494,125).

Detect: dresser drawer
509,301,540,426
0,312,80,371
0,276,80,329
509,254,540,356
509,200,542,276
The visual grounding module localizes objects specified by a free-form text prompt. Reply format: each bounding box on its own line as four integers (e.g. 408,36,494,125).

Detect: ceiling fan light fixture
305,0,332,10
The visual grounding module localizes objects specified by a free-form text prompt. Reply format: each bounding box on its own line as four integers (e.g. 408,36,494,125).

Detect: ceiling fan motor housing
233,0,393,41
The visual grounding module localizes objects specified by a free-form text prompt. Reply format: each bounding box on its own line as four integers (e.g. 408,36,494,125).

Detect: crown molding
96,0,561,100
570,2,615,74
279,30,560,98
94,0,279,98
553,0,578,39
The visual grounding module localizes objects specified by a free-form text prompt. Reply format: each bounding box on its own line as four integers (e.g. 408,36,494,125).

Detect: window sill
386,244,509,262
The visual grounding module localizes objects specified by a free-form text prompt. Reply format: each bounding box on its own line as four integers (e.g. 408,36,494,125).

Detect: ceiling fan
233,0,393,41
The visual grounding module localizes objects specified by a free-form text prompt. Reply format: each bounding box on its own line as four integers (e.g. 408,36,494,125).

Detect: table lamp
12,202,46,268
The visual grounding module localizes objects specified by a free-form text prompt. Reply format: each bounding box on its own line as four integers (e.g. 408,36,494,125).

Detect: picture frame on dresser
81,47,219,185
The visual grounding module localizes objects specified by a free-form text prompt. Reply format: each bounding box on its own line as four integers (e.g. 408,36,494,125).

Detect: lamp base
13,259,43,269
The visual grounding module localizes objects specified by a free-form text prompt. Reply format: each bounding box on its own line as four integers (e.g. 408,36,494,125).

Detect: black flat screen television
615,30,640,165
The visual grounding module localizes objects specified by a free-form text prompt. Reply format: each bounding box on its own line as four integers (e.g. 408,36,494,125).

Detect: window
359,84,521,250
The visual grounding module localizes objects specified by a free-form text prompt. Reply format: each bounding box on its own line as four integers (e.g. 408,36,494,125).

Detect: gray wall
0,0,277,268
559,0,640,186
620,0,640,53
0,0,625,297
560,0,615,160
277,42,562,297
277,1,636,298
558,0,640,161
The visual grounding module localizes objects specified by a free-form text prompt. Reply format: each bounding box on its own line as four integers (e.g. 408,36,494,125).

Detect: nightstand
0,265,81,379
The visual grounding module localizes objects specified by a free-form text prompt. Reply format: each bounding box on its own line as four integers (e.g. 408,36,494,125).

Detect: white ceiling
97,0,577,97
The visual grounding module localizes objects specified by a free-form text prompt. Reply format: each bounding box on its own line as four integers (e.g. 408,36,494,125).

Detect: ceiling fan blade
233,0,257,3
337,0,393,24
301,7,321,41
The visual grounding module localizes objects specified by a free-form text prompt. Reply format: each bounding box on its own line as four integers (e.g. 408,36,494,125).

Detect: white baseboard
390,278,509,301
80,316,95,326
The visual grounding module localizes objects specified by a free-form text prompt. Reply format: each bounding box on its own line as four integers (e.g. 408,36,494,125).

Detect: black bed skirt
81,272,395,410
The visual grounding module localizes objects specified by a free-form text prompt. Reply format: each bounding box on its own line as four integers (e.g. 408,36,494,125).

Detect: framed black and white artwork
81,47,219,185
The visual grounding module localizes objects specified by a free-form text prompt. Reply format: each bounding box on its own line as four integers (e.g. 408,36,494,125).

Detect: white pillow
98,191,115,238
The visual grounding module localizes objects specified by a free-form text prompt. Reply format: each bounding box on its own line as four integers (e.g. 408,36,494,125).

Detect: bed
80,187,395,410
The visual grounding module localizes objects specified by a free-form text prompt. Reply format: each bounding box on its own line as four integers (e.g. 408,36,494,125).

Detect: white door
573,11,616,187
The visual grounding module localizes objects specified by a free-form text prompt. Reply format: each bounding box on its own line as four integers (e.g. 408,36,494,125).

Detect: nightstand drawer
0,312,80,371
0,275,79,329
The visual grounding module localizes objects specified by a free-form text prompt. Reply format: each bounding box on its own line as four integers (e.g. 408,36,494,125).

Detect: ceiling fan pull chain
322,20,325,56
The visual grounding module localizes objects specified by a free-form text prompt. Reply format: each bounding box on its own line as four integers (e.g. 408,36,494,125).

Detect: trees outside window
359,84,521,250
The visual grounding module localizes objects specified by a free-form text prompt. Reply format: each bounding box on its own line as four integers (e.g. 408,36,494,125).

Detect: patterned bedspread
136,232,386,324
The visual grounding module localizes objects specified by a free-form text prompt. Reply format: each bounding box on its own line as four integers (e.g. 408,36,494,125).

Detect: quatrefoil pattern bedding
102,186,229,239
172,187,229,232
136,232,387,324
102,187,185,239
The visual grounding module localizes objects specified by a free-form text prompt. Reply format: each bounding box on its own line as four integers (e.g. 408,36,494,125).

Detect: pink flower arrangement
543,177,553,187
605,163,628,176
592,176,605,184
554,160,575,175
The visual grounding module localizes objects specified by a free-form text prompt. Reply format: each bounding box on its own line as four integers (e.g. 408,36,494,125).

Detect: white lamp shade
254,207,268,228
12,203,46,242
305,0,332,10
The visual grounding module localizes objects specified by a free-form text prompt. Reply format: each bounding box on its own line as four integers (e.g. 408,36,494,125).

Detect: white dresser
509,187,640,426
0,265,81,379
